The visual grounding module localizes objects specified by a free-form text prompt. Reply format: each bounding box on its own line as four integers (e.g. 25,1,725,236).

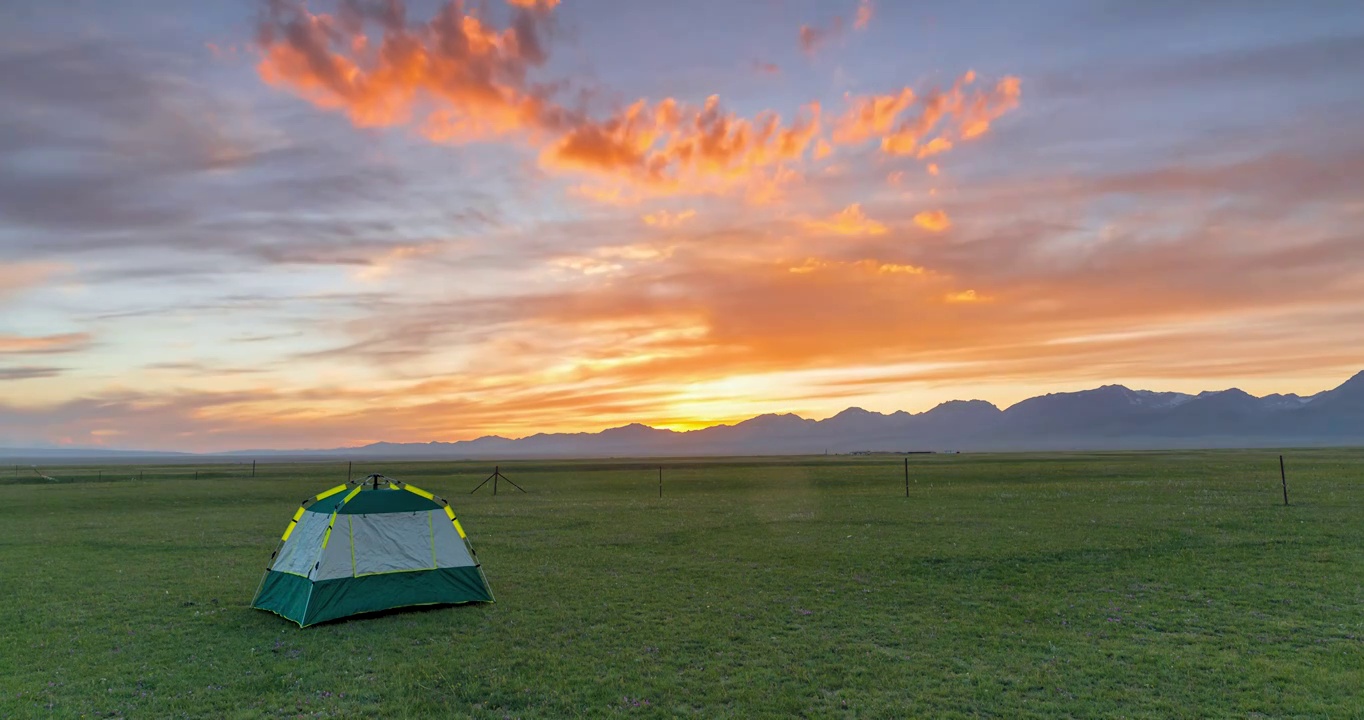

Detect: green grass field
2,450,1362,718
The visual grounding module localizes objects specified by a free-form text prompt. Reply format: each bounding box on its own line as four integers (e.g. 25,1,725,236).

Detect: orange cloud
744,166,803,205
543,96,821,199
752,60,781,75
878,72,1022,157
205,41,243,61
256,0,560,138
799,22,841,55
927,163,940,176
789,258,925,275
568,184,640,206
877,262,924,274
800,0,873,55
353,243,445,282
0,333,91,355
913,209,952,232
833,87,915,144
917,137,953,158
961,77,1022,139
788,258,830,274
642,209,697,228
551,239,682,276
0,262,67,302
597,243,676,261
804,203,888,236
854,0,874,30
550,256,624,276
945,289,987,303
879,81,966,157
255,2,1020,204
542,99,664,174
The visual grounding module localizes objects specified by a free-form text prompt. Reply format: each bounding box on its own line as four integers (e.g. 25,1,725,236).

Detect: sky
2,0,1363,452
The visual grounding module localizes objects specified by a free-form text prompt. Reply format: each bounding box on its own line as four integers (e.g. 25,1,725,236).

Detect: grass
1,449,1362,718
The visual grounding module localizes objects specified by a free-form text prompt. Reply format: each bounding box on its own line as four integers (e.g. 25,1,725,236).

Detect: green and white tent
252,474,493,626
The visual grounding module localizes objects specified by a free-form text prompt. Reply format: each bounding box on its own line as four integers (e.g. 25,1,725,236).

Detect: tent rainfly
252,474,493,626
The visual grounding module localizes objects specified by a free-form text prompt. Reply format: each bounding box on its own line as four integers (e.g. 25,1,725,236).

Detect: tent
252,474,494,626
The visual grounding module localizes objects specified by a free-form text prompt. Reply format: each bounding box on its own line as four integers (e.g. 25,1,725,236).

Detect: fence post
1279,455,1289,506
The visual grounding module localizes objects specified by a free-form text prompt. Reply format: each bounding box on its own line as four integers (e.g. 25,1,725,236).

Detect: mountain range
4,370,1363,460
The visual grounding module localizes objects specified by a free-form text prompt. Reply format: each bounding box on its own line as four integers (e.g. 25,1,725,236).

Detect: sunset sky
2,0,1363,451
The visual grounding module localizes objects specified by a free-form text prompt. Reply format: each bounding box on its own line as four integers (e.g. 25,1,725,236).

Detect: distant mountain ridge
5,370,1363,460
331,370,1364,457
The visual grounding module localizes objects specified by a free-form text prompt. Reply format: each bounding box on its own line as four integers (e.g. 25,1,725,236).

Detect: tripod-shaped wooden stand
470,465,526,495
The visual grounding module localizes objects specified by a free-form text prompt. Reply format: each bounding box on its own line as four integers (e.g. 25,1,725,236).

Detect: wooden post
471,466,523,495
658,466,663,498
139,471,143,481
98,470,102,482
904,457,909,498
194,470,198,481
470,468,497,494
252,460,256,478
1280,455,1289,506
347,461,353,482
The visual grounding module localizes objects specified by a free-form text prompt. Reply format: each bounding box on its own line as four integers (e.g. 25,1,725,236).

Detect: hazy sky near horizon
2,0,1363,451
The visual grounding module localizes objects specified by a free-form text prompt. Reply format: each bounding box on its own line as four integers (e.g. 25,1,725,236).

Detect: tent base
252,566,493,627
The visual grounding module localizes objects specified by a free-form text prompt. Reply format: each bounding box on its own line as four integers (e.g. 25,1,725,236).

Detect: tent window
351,512,436,576
433,513,477,568
272,511,330,576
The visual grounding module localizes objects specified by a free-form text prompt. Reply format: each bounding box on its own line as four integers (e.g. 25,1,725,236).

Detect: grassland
1,449,1362,718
